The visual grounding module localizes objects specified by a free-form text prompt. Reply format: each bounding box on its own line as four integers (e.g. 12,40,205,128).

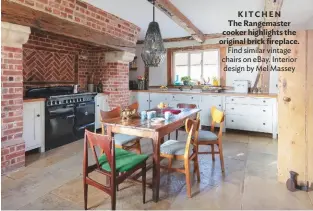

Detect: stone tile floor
2,131,313,210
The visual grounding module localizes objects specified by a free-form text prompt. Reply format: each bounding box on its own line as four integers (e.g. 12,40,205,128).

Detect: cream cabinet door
95,94,109,131
23,101,44,152
149,93,169,109
199,95,223,126
136,92,150,111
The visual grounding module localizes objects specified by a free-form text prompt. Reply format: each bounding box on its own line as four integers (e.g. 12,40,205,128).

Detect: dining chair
127,102,139,111
160,118,201,198
198,106,225,172
83,130,148,210
168,103,197,140
100,107,142,154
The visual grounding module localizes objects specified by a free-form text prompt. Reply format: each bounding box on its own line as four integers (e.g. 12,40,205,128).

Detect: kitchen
1,0,313,210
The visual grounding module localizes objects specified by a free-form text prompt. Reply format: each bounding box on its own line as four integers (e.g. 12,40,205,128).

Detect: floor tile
2,131,312,210
242,176,313,210
19,193,82,210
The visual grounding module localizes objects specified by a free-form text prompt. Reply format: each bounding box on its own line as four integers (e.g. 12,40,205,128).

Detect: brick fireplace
1,0,139,174
22,28,109,91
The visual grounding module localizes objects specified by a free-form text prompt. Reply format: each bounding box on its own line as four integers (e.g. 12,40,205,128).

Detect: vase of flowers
137,76,146,90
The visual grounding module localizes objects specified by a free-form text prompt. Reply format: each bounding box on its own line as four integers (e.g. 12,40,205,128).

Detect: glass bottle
174,75,180,85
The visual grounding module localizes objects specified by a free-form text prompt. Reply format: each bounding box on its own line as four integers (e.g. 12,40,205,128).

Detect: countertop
23,98,46,103
131,90,278,98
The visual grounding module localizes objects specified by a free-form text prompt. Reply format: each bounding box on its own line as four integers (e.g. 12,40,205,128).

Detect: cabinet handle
37,114,40,117
231,120,234,122
146,100,148,102
97,105,100,107
219,104,221,107
191,97,193,99
263,123,266,125
263,110,266,112
231,99,234,101
150,100,152,102
231,108,234,110
263,100,266,103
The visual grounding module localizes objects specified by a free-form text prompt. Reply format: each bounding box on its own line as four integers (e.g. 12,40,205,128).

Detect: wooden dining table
102,108,201,202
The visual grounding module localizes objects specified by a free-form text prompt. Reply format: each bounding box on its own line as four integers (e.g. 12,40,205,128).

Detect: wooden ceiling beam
1,0,136,52
137,33,224,44
148,0,205,43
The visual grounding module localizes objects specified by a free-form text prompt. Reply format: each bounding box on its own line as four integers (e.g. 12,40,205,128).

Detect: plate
151,117,165,123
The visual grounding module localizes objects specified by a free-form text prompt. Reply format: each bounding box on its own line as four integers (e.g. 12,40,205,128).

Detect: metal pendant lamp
141,0,166,67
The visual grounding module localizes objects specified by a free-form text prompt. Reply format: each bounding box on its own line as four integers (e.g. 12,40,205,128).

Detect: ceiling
85,0,313,40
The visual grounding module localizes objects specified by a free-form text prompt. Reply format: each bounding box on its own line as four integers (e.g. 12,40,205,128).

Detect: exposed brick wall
101,62,130,109
1,46,26,173
12,0,140,44
23,28,106,92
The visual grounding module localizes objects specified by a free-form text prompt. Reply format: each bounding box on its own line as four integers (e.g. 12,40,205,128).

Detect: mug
140,111,147,120
147,111,153,120
164,111,172,120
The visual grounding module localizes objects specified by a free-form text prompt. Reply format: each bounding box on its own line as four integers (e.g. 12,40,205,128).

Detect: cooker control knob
81,98,84,101
47,101,51,106
56,100,59,104
70,99,74,103
63,100,66,104
67,99,71,103
52,101,55,105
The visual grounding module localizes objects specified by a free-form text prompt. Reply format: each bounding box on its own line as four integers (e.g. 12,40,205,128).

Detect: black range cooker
25,86,97,151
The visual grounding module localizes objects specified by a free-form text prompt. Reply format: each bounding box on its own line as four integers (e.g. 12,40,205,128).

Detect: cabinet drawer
226,114,272,133
170,94,200,102
225,104,272,117
226,96,271,105
201,95,222,105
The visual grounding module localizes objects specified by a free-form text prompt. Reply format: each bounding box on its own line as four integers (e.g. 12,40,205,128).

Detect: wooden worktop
131,90,278,98
23,98,46,103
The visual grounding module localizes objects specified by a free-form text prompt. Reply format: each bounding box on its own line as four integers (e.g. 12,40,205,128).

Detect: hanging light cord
153,0,155,22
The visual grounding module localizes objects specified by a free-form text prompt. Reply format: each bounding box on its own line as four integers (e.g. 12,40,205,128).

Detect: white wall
130,38,279,93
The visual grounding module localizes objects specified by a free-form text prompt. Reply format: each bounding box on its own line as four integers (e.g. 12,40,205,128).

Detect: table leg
152,132,161,202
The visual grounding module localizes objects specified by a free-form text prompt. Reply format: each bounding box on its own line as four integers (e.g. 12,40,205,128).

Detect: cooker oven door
45,104,76,151
75,101,95,136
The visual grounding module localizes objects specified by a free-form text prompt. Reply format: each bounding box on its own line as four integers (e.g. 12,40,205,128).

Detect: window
172,49,220,84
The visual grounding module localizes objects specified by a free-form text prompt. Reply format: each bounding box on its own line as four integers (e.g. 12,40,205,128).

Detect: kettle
73,84,79,93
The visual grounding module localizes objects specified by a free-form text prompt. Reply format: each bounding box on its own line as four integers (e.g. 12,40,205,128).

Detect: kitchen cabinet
225,96,277,138
129,92,137,104
23,101,45,152
128,91,277,138
199,95,223,126
136,92,150,111
168,94,200,108
149,93,170,108
95,94,109,131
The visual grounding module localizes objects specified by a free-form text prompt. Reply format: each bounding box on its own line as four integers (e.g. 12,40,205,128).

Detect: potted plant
181,76,191,86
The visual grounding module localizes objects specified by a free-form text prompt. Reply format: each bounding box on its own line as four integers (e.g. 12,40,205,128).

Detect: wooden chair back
177,103,197,109
100,107,121,135
84,129,116,175
100,107,121,121
184,118,200,158
210,106,225,138
127,102,139,112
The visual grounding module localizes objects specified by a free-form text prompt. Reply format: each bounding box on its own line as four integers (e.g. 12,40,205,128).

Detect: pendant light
141,0,166,67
